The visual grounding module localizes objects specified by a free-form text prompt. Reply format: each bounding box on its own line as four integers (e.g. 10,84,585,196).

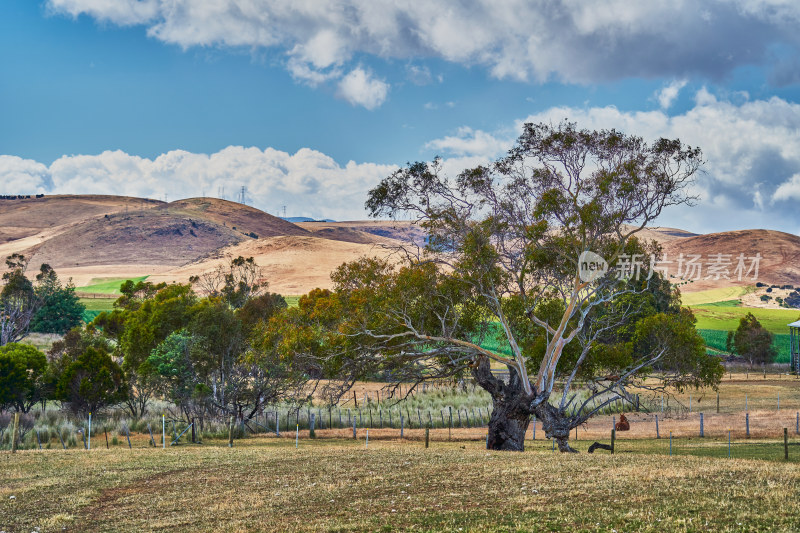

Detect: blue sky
2,1,800,234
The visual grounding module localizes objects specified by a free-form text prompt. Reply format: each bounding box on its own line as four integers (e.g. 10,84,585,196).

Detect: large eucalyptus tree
332,121,721,452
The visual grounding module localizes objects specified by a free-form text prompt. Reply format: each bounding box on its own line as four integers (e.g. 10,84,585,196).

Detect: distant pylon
282,205,287,218
238,186,247,205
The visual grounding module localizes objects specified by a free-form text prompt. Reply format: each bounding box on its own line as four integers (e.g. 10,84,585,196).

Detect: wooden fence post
784,428,789,461
400,415,404,439
425,427,430,448
228,416,235,448
611,429,615,454
655,415,660,439
11,413,19,453
310,413,316,439
716,393,720,413
746,412,750,438
700,413,704,438
191,418,196,443
448,407,453,440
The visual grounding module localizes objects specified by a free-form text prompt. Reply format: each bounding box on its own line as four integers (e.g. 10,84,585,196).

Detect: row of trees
1,122,729,453
1,258,314,419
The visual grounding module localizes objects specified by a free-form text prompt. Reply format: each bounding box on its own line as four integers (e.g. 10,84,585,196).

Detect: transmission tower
282,205,287,218
238,186,247,205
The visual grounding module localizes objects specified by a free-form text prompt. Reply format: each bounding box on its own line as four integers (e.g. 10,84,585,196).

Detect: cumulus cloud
425,90,800,234
0,147,396,221
425,127,509,158
337,68,389,110
46,0,800,89
657,79,688,109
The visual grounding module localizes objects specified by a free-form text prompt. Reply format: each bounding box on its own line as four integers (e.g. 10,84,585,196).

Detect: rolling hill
1,195,799,300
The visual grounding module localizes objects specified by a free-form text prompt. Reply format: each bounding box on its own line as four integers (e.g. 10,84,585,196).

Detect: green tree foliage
0,343,48,412
54,346,127,416
632,309,724,391
726,312,777,367
88,258,304,422
30,264,85,334
93,282,196,417
142,330,204,420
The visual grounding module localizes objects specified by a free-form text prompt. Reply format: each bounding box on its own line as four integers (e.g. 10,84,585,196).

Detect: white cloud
0,147,396,221
657,79,688,109
337,68,389,110
0,156,53,192
46,0,800,86
425,90,800,234
425,127,509,158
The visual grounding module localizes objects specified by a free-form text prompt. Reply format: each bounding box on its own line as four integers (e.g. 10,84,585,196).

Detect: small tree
190,256,266,309
0,343,48,413
54,346,127,416
726,313,777,367
31,265,85,334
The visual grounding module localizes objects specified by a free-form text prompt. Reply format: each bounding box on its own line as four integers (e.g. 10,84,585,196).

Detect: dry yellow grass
3,438,800,532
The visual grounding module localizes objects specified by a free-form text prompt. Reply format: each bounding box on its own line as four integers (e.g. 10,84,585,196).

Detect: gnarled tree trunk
472,356,579,452
472,357,533,451
534,401,578,453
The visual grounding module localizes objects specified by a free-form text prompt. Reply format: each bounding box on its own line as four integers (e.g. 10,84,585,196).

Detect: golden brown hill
160,198,309,239
0,194,163,243
661,229,800,291
27,209,244,270
297,220,427,247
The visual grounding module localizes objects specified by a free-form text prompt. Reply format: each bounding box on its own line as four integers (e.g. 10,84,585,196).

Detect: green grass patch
79,297,118,311
79,297,117,324
283,295,300,308
690,304,800,334
76,276,148,295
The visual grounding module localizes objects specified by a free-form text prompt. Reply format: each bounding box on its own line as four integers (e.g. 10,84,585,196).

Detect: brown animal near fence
615,413,630,431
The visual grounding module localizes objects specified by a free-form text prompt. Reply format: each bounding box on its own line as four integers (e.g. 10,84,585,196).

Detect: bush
54,346,127,416
726,313,777,367
0,343,48,412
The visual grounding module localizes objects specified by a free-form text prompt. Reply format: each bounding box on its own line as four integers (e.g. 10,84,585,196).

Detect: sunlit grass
3,437,800,532
75,276,148,295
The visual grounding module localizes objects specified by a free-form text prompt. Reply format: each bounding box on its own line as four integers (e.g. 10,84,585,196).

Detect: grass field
699,329,792,363
75,276,148,295
3,436,800,532
681,286,753,306
283,295,301,308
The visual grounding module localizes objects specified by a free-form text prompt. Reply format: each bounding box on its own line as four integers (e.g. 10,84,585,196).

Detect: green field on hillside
698,329,792,363
690,303,800,334
76,276,148,295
